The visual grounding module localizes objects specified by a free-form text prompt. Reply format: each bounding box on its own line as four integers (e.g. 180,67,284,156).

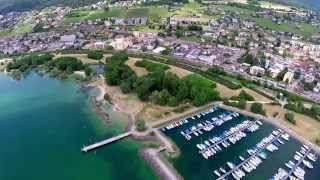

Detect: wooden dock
81,132,132,152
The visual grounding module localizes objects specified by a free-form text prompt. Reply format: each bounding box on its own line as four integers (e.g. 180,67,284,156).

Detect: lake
0,73,156,180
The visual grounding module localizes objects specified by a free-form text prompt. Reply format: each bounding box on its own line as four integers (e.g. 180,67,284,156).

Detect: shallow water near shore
163,108,320,180
0,73,156,180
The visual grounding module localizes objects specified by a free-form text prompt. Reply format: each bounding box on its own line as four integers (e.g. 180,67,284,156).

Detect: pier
217,132,284,180
184,113,232,137
199,120,257,154
281,148,312,180
81,132,132,152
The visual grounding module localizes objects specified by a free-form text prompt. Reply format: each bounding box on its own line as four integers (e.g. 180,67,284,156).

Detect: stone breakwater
140,148,182,180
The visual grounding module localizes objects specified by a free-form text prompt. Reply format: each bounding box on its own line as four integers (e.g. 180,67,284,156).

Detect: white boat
232,172,240,180
227,162,235,169
302,160,313,169
214,170,221,177
239,156,245,161
307,153,317,162
220,167,226,174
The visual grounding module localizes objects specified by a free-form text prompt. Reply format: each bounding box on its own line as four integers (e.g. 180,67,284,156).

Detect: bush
285,112,296,125
135,119,147,132
250,103,266,115
224,99,246,109
231,90,254,101
54,57,84,72
135,59,169,72
84,66,92,76
87,51,103,60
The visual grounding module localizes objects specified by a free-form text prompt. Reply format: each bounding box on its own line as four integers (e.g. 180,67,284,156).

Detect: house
249,66,265,76
153,47,166,54
110,35,133,50
170,16,209,26
283,71,295,84
60,34,76,47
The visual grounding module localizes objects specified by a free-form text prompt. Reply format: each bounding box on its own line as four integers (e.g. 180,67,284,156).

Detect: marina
216,129,288,180
271,145,318,180
161,106,320,180
197,120,261,159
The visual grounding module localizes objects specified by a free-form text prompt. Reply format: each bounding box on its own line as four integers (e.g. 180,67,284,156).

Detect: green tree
84,66,92,76
311,105,320,119
250,103,266,115
87,51,103,60
176,81,189,101
135,119,147,132
285,112,296,125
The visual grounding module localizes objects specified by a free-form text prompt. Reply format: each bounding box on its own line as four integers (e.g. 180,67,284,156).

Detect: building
170,16,209,26
283,71,295,84
110,35,133,50
249,66,265,76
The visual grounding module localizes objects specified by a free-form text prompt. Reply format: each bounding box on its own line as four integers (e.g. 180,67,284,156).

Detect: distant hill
272,0,320,11
0,0,100,14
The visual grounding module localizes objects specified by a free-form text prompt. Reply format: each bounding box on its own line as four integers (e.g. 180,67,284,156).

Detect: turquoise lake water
162,107,320,180
0,73,156,180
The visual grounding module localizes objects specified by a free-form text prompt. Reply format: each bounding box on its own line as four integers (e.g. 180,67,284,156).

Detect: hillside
0,0,100,14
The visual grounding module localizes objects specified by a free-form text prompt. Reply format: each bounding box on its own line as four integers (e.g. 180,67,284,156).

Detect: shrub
285,112,296,125
87,51,103,60
135,119,147,132
135,59,169,72
250,103,266,115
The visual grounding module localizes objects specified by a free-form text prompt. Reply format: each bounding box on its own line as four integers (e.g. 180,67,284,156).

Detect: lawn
64,6,169,24
252,18,320,37
212,4,320,37
171,2,204,17
0,24,33,38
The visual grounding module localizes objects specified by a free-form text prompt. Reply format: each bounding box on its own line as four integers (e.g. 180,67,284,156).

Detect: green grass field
209,4,320,37
252,18,320,37
0,24,33,38
64,6,169,24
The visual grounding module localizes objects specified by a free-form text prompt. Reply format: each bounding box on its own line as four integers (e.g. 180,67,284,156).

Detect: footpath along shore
89,75,319,180
90,76,183,180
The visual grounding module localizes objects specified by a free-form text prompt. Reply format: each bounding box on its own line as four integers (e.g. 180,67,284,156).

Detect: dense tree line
135,59,169,72
104,52,220,107
7,53,54,72
53,57,84,72
6,54,88,80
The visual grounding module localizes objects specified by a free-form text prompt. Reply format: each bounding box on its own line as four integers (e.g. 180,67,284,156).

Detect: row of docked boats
180,111,240,140
214,130,289,180
162,106,219,132
271,145,318,180
197,120,261,159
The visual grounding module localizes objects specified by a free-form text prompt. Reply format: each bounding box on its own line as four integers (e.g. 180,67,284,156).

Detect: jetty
199,120,257,154
81,132,132,152
281,148,312,180
217,132,284,180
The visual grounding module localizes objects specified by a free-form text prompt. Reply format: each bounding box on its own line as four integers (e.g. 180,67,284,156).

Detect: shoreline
140,147,183,180
217,103,320,154
89,76,319,180
89,76,183,180
89,80,320,179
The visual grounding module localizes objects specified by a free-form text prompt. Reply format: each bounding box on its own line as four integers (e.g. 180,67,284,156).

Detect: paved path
81,132,132,152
